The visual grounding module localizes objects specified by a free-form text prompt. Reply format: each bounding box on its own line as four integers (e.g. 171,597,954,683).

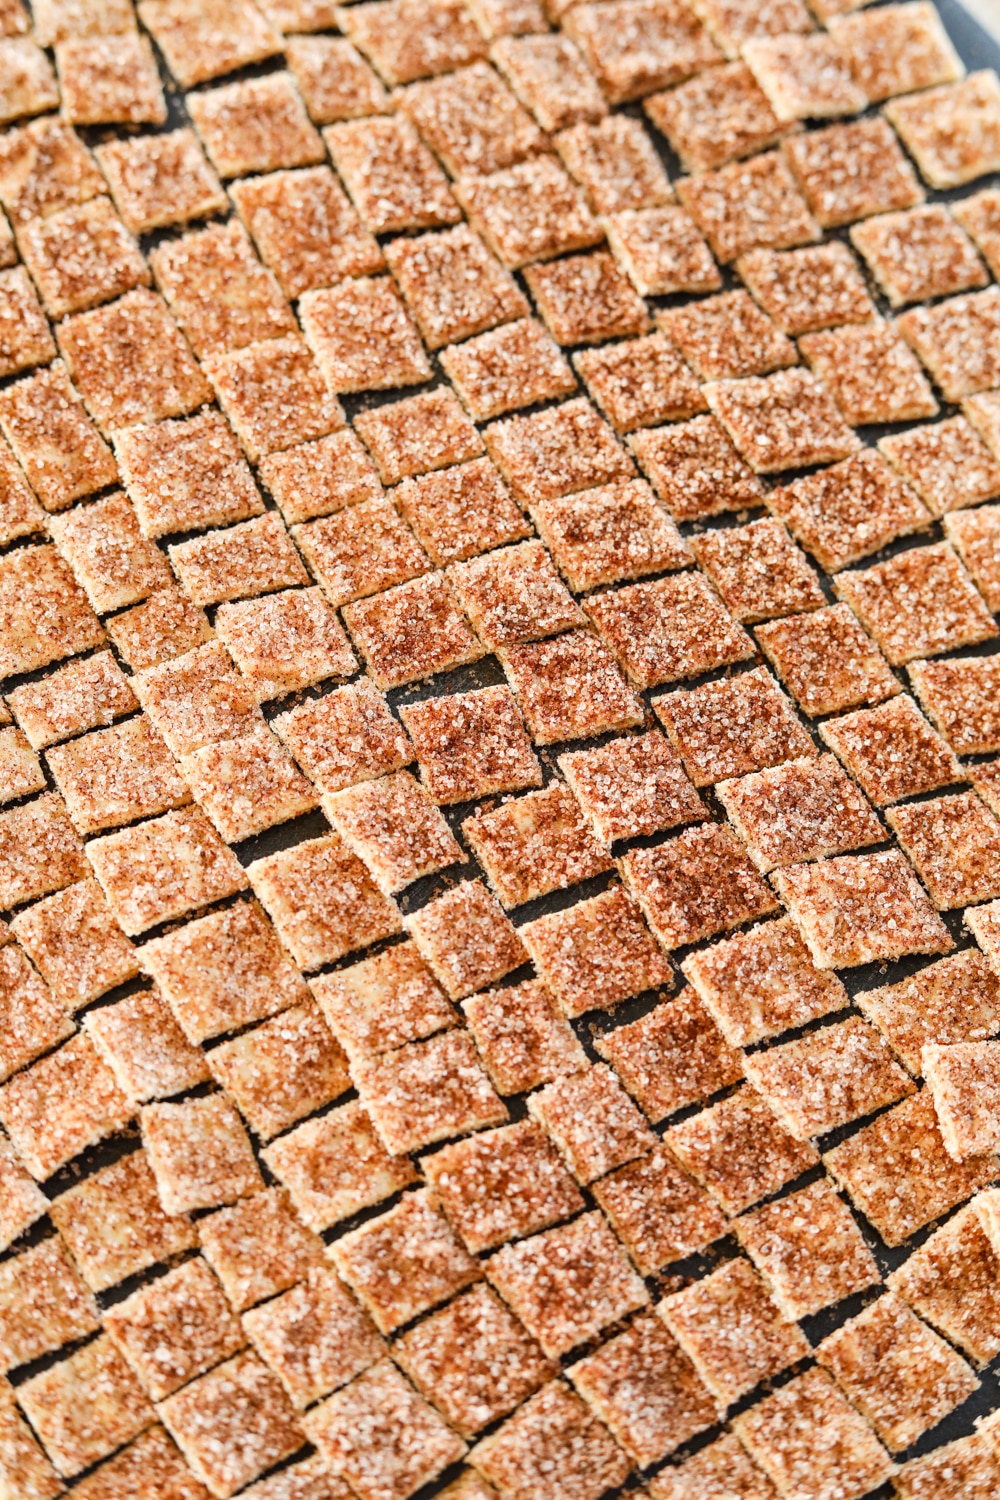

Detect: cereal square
386,226,526,353
836,542,996,665
263,1102,416,1230
592,1139,728,1276
323,769,462,894
665,1084,818,1216
345,572,483,689
692,518,823,626
909,654,1000,755
401,686,541,806
520,883,670,1017
659,663,817,794
352,1029,508,1154
313,940,456,1062
898,285,1000,402
215,588,356,702
857,948,1000,1077
341,0,485,86
629,413,764,521
894,1432,1000,1498
658,1258,809,1406
648,1433,779,1500
197,1187,324,1315
887,418,1000,522
295,498,428,609
555,114,672,215
0,544,104,679
449,540,583,649
539,479,690,594
737,240,875,335
574,334,705,434
56,35,166,126
659,290,795,383
455,156,601,270
768,451,931,576
563,0,723,104
0,115,104,226
11,877,136,1010
0,942,74,1084
885,70,1000,189
395,458,530,567
954,186,1000,277
529,1062,657,1182
604,204,721,296
138,0,281,89
142,1093,262,1215
717,753,882,872
188,72,322,179
243,1265,383,1411
588,571,753,690
261,430,382,527
852,204,986,309
205,339,344,465
326,116,459,237
134,641,262,759
0,266,55,376
272,679,412,796
103,1257,245,1402
705,368,861,473
462,981,585,1095
48,493,170,613
500,629,645,744
464,780,612,909
620,820,778,948
644,60,789,174
470,1380,629,1500
396,60,545,177
0,362,117,513
0,39,58,126
596,991,744,1120
47,715,189,834
300,277,432,394
231,166,382,301
486,1211,647,1358
735,1177,879,1319
442,317,576,422
742,32,867,121
0,791,87,910
0,1031,131,1180
681,914,848,1047
757,602,900,718
150,219,295,360
801,320,940,425
830,2,963,103
489,33,607,131
18,197,148,319
105,592,211,674
286,34,388,124
558,729,706,845
887,1201,1000,1365
355,389,482,487
526,250,650,347
0,1236,99,1373
18,1334,154,1477
819,692,960,809
168,513,308,608
677,151,820,264
82,988,210,1104
95,127,226,235
924,1040,1000,1161
783,116,924,226
888,791,1000,909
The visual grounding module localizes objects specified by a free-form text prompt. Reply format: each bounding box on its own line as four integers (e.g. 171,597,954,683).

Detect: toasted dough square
244,1264,383,1413
231,167,381,301
946,503,1000,611
687,901,846,1045
500,629,644,744
33,0,134,47
0,435,44,545
718,754,882,872
96,128,225,236
85,986,208,1105
332,1187,480,1332
386,231,525,358
305,1360,465,1500
743,31,867,121
134,643,261,759
757,603,900,718
559,730,705,846
895,1432,1000,1499
286,34,388,123
0,1132,48,1250
215,588,356,703
106,589,212,673
263,1102,416,1230
692,519,823,626
529,1062,657,1183
705,368,861,473
744,1015,915,1142
449,540,583,650
18,1334,153,1478
898,286,1000,402
629,415,764,522
954,186,1000,277
820,693,960,809
18,197,148,321
525,250,650,347
574,336,704,436
852,204,986,309
0,726,43,803
0,942,74,1084
423,1119,582,1258
666,1084,818,1217
734,1368,895,1500
0,39,58,126
77,1426,257,1500
563,0,723,104
469,0,546,39
295,498,428,609
47,716,191,836
158,1351,303,1499
210,997,350,1140
555,115,671,215
0,1235,99,1373
0,1031,131,1179
56,34,165,125
0,544,104,679
909,654,1000,755
859,949,1000,1077
0,115,103,225
0,267,55,377
103,1257,245,1402
49,493,170,612
620,821,778,950
312,940,455,1062
595,1141,728,1275
300,277,432,394
323,770,462,895
537,478,691,590
645,61,788,175
137,0,281,89
802,320,939,426
603,205,721,297
150,221,294,362
588,572,753,690
520,883,670,1017
889,791,1000,909
11,878,136,1010
830,1,963,103
353,1029,508,1154
396,59,545,177
262,431,382,528
489,33,606,131
677,151,819,265
486,1210,647,1358
456,156,602,270
596,991,743,1121
272,679,411,797
888,1201,1000,1365
8,652,135,751
885,70,1000,189
355,389,482,488
0,791,87,910
471,1379,628,1500
648,1433,778,1500
204,341,344,467
346,572,484,689
659,1258,808,1406
463,981,584,1097
736,241,874,337
324,119,458,240
783,116,923,227
736,1177,879,1319
464,780,611,909
169,513,307,609
836,543,996,667
768,453,931,577
405,878,527,997
924,1040,1000,1160
188,72,322,180
881,418,1000,526
342,0,485,84
197,1186,323,1315
442,318,576,423
142,1093,262,1214
659,291,795,384
395,459,529,569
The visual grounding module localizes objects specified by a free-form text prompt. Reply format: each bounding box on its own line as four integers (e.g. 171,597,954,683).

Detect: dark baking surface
3,1,1000,1495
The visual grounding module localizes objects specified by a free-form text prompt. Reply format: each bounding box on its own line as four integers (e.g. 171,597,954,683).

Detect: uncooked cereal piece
783,115,924,230
158,1351,303,1499
103,1257,245,1403
264,1102,416,1231
463,780,611,909
11,878,135,1011
395,458,530,568
486,1210,647,1359
588,572,753,690
0,544,105,680
272,679,411,797
0,1132,48,1251
341,0,485,85
819,693,960,808
604,204,721,296
555,114,671,215
836,543,996,667
801,320,939,426
0,362,117,514
14,657,133,751
449,540,584,650
629,414,763,522
0,1235,99,1374
150,221,295,362
756,602,900,717
665,1084,818,1217
323,770,462,895
529,1063,657,1183
888,791,1000,910
0,266,55,377
286,34,388,124
134,642,262,759
954,187,1000,277
677,151,820,265
401,686,541,806
644,61,789,175
830,1,963,102
705,368,861,473
525,251,650,347
857,949,1000,1075
489,33,606,131
396,60,545,177
886,419,1000,523
198,1187,324,1316
736,240,875,334
852,204,986,310
574,334,705,435
899,286,1000,403
386,227,526,354
262,431,382,528
55,35,165,126
743,30,867,122
558,730,705,846
945,504,1000,612
888,1201,1000,1365
500,629,645,744
0,727,43,803
455,156,602,270
84,987,209,1104
770,452,929,577
659,1258,809,1407
0,942,74,1085
295,498,428,610
231,168,382,302
471,1379,628,1500
137,0,282,89
325,116,459,237
301,277,432,395
885,70,1000,189
188,73,322,180
895,1432,1000,1499
48,716,190,835
442,318,576,423
49,1149,196,1293
18,1334,153,1478
204,341,344,466
924,1040,1000,1161
596,990,744,1121
332,1187,480,1332
0,114,104,226
87,805,248,936
909,654,1000,755
142,1093,262,1215
462,981,584,1096
743,1015,915,1142
718,754,882,873
735,1177,879,1319
95,128,226,235
648,1434,778,1500
0,1030,131,1180
355,389,482,488
313,940,455,1063
0,791,86,910
215,589,356,703
520,883,671,1018
353,1030,508,1155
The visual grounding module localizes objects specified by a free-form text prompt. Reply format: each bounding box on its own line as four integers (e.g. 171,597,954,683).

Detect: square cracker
0,361,115,521
704,368,861,473
945,502,1000,610
716,753,882,873
231,165,381,301
8,652,135,752
261,430,382,527
525,250,650,347
0,1235,99,1374
0,1132,48,1252
137,0,281,89
325,115,459,236
619,821,778,951
208,1001,351,1142
0,39,58,127
263,1102,416,1231
0,943,74,1086
591,1140,728,1275
0,113,103,226
149,219,295,361
555,113,671,215
586,571,754,691
168,513,307,609
455,156,601,271
664,1084,818,1217
676,151,819,265
49,492,171,612
442,318,576,423
286,33,389,124
562,0,723,105
829,2,963,103
132,643,263,760
884,70,1000,190
924,1040,1000,1161
55,35,166,127
17,1334,153,1478
47,716,192,836
882,418,1000,533
0,545,104,679
856,949,1000,1075
604,204,721,297
500,630,644,745
312,939,456,1063
323,769,463,895
519,883,670,1019
485,397,633,506
632,415,761,524
343,572,483,690
644,59,789,175
354,388,482,487
401,682,543,806
742,31,866,122
197,1186,324,1314
532,477,691,590
352,1029,508,1156
16,197,148,320
800,320,939,426
463,980,584,1097
11,877,137,1011
648,1433,778,1500
888,1201,1000,1365
0,265,55,376
340,0,485,87
204,336,345,464
243,1264,383,1412
690,517,823,625
103,1257,245,1402
489,33,606,132
215,588,356,703
299,277,432,395
783,115,923,226
574,334,705,435
95,127,226,235
385,224,527,352
559,729,706,846
851,203,986,307
294,497,429,610
271,678,412,797
820,693,961,809
188,72,322,179
0,791,87,911
0,1031,131,1180
909,654,1000,755
896,285,1000,402
141,1093,262,1215
835,542,996,666
734,1177,879,1320
83,988,210,1105
888,791,1000,910
742,1015,915,1141
396,59,546,178
528,1062,657,1184
659,288,796,382
736,240,875,334
894,1432,1000,1499
756,602,900,718
654,666,814,790
395,459,530,569
595,991,744,1122
405,879,526,999
463,779,611,910
105,590,212,675
422,1119,583,1254
469,1380,628,1500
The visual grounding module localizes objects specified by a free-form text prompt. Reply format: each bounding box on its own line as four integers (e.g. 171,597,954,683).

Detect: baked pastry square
456,155,602,269
312,940,455,1063
0,361,117,513
243,1265,383,1412
188,71,321,179
0,113,103,225
0,38,58,126
526,249,650,346
691,517,824,624
884,417,1000,522
82,988,209,1105
300,277,432,394
340,0,486,86
404,876,528,995
857,949,1000,1075
169,514,307,609
385,224,527,351
470,1380,628,1500
528,1062,657,1183
463,981,584,1096
204,339,345,465
499,630,644,744
659,289,796,382
884,70,1000,189
655,665,815,788
604,204,722,296
395,459,531,568
197,1186,324,1315
17,1334,153,1478
852,203,986,307
574,333,705,434
17,197,148,319
50,713,194,835
215,588,356,703
231,166,382,300
396,59,546,177
888,1201,1000,1366
261,431,382,527
736,240,875,334
0,1030,131,1180
0,726,43,804
735,1177,879,1319
484,397,633,505
644,60,789,174
558,729,706,845
55,34,166,127
587,571,754,690
909,654,1000,755
677,151,820,264
207,1001,350,1141
664,1084,818,1216
323,769,463,894
103,1256,245,1402
0,791,87,911
800,320,939,426
0,544,104,679
704,368,861,473
464,779,611,909
0,942,74,1085
48,493,171,613
489,33,607,132
894,1431,1000,1499
447,539,584,650
272,679,412,797
783,115,924,226
830,1,963,103
595,991,744,1121
286,32,388,123
0,265,55,376
95,126,226,234
0,1235,99,1374
555,114,672,214
836,542,996,666
562,0,723,104
897,285,1000,401
819,692,960,807
592,1141,728,1275
294,498,429,610
742,30,867,121
8,652,135,752
11,877,137,1011
141,1093,262,1214
115,411,262,541
134,641,262,760
352,1030,507,1155
945,503,1000,609
924,1040,1000,1160
135,0,281,88
442,317,576,422
150,220,295,362
262,1102,416,1231
888,791,1000,909
343,572,483,689
756,602,900,717
325,114,459,234
0,1132,48,1253
717,753,882,872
